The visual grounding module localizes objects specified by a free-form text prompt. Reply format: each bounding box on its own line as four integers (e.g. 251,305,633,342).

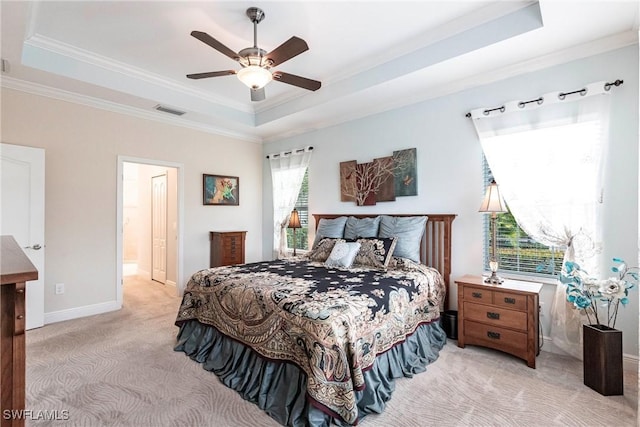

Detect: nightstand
209,231,246,267
456,274,543,368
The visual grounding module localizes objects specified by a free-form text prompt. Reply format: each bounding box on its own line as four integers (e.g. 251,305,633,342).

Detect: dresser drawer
464,320,528,357
223,240,239,249
463,286,493,304
463,301,527,331
493,291,527,311
222,251,242,263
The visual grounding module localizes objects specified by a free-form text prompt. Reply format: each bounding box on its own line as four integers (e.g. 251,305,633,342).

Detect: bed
175,213,455,426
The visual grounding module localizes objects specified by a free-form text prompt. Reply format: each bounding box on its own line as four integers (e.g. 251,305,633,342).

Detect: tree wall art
340,148,417,206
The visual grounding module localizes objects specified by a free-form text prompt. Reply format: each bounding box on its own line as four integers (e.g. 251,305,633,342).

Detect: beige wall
1,87,263,316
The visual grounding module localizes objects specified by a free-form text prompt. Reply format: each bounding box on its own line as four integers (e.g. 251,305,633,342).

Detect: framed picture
203,174,239,206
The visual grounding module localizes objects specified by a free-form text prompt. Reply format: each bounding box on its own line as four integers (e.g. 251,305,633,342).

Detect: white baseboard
137,268,151,280
541,335,638,372
44,300,121,324
166,280,176,288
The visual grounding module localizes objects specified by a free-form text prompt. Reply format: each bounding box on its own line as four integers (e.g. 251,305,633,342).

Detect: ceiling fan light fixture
237,65,272,90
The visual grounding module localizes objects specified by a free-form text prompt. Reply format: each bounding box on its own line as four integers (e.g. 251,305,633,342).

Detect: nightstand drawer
464,320,528,357
493,291,527,311
463,286,492,304
463,301,527,331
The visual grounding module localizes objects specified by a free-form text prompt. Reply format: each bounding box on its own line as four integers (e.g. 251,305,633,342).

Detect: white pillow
325,242,361,268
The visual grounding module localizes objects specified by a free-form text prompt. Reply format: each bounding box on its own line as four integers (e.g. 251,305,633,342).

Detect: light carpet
25,276,637,426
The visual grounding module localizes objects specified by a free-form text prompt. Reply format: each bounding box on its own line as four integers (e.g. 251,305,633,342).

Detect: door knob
24,244,42,250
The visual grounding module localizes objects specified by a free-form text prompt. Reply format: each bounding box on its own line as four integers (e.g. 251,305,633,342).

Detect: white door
151,174,167,284
0,143,45,329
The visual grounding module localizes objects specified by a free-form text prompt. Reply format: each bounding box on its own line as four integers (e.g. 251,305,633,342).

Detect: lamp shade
237,65,272,89
478,180,508,213
288,209,301,229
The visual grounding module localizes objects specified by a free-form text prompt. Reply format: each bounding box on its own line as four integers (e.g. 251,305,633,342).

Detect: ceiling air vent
154,104,186,116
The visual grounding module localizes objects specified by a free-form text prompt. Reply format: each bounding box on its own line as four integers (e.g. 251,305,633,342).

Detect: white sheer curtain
269,147,312,259
471,81,612,359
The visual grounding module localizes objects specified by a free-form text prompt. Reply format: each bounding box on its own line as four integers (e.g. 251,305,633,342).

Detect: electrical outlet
55,283,64,295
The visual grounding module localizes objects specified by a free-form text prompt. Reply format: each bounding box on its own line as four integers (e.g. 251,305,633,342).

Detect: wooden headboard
312,214,456,309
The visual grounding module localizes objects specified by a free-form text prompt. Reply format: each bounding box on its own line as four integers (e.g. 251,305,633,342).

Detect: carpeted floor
25,276,637,426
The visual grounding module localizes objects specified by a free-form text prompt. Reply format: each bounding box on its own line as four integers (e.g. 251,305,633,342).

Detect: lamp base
484,271,504,285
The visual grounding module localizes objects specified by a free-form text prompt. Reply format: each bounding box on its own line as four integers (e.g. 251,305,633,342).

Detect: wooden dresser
209,231,246,267
1,236,38,427
456,274,542,368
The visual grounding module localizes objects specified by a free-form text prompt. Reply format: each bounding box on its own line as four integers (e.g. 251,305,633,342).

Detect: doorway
117,156,183,307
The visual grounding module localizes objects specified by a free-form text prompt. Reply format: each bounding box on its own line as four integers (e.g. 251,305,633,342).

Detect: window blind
482,157,564,276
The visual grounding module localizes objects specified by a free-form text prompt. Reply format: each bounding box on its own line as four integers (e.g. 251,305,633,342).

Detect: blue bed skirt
174,319,446,426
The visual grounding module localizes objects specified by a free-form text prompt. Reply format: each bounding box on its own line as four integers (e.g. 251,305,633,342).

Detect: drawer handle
487,312,500,320
487,331,501,340
17,315,24,320
471,292,482,298
504,297,516,304
16,289,25,294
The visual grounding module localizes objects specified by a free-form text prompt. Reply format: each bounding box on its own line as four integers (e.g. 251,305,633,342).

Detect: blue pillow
325,242,361,268
344,216,381,240
312,217,348,248
378,215,427,262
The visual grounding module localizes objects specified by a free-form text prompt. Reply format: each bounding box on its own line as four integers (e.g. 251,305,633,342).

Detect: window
482,157,564,277
286,169,309,251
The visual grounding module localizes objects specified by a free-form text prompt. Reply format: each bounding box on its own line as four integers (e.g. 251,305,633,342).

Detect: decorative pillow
325,242,361,268
344,216,381,240
378,215,428,263
312,217,348,248
353,237,397,269
307,238,344,262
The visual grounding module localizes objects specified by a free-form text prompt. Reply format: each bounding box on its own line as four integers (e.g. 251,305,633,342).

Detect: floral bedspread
175,258,445,424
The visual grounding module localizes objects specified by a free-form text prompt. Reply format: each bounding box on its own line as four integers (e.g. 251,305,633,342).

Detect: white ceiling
1,1,638,143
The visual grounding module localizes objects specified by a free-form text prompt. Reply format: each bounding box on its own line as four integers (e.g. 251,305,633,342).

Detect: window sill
484,270,559,286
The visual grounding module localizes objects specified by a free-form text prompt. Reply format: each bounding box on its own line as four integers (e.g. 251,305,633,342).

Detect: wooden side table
456,274,542,368
209,231,246,267
1,236,38,427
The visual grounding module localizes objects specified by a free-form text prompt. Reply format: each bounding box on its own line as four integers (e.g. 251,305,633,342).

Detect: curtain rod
464,79,624,118
266,146,314,159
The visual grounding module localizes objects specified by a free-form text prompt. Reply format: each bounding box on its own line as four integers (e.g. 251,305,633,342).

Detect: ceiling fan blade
272,72,321,91
186,70,237,79
191,31,240,61
265,36,309,67
251,87,266,102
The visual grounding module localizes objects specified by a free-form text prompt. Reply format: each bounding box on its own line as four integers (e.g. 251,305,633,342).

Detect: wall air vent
1,59,9,73
154,104,186,116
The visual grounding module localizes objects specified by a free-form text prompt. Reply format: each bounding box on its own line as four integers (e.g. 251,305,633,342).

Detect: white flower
598,277,627,300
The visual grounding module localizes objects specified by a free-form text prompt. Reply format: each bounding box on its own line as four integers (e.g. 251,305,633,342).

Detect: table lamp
479,180,508,284
288,208,302,256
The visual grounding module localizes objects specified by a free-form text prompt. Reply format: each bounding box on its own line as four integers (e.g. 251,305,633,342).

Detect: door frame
116,155,184,306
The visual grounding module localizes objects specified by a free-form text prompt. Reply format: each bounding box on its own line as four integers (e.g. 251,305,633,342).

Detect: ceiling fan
186,7,321,102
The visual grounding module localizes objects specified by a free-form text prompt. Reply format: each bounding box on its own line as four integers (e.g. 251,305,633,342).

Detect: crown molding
1,76,262,143
24,33,254,115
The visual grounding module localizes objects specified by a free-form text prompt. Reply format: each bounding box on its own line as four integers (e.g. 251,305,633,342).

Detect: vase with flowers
560,257,637,396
